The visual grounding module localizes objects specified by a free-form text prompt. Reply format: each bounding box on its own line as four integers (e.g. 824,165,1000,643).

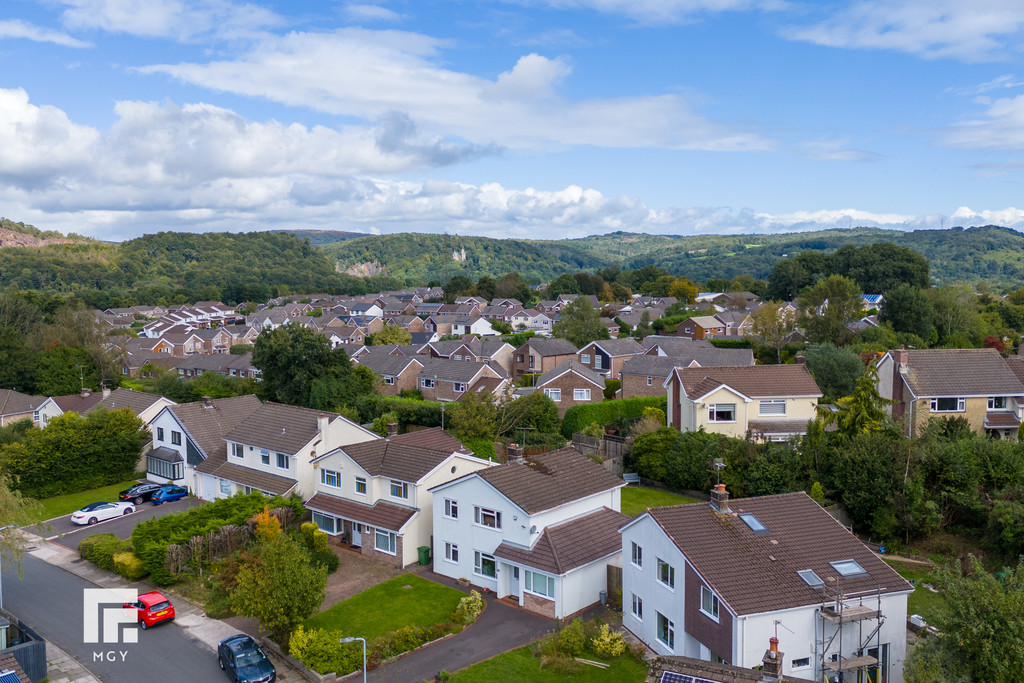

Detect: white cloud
784,0,1024,62
345,4,404,22
950,206,1024,226
136,30,771,151
942,94,1024,149
947,74,1024,97
57,0,282,40
522,0,782,24
0,19,91,47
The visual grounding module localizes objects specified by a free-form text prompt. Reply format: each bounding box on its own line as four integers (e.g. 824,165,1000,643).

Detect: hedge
79,533,132,572
113,551,148,580
561,396,668,439
131,492,304,585
709,338,754,349
358,396,442,428
461,438,496,462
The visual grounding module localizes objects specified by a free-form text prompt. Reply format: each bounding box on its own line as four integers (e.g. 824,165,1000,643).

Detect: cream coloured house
665,365,822,441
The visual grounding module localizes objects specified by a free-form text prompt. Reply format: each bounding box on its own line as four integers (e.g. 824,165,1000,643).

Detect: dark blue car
218,634,276,683
151,485,188,506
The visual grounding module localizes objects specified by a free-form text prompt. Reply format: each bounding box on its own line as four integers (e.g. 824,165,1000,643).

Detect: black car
218,634,276,683
118,482,163,505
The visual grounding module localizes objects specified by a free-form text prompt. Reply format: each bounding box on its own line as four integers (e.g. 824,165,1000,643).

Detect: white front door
352,523,362,546
507,564,520,602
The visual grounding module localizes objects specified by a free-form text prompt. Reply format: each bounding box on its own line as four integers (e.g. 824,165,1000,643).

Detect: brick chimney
710,483,730,514
387,422,398,437
759,637,783,681
507,443,525,463
102,386,111,398
794,353,806,365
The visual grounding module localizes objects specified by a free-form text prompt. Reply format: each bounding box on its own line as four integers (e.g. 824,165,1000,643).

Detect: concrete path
367,575,556,683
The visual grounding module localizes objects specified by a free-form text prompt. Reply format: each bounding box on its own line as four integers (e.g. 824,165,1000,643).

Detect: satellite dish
529,525,537,534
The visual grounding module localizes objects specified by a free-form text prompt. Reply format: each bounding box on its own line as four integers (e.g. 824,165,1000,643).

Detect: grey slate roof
170,395,263,466
417,357,498,383
339,427,472,483
88,388,170,415
536,360,605,388
224,402,338,455
643,492,912,615
493,507,629,575
899,348,1024,397
522,338,578,356
213,462,297,495
51,391,107,414
583,338,645,357
474,447,624,514
356,354,424,377
621,349,755,378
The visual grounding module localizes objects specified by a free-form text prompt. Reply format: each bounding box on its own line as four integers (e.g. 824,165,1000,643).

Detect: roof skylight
738,512,769,535
829,559,867,577
797,569,824,588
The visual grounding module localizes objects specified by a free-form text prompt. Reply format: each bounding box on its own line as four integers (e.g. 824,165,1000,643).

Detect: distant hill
0,218,92,247
271,229,365,246
323,226,1024,289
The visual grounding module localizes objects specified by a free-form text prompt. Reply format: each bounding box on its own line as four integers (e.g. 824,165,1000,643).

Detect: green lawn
450,645,648,682
885,560,948,626
32,479,140,522
304,574,465,639
621,487,697,516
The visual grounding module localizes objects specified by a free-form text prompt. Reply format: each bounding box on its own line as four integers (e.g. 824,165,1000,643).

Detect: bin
599,590,607,605
418,545,431,565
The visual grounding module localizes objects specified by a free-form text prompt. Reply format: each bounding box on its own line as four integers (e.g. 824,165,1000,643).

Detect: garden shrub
460,438,496,462
88,535,133,572
558,618,587,656
300,522,318,548
603,379,621,400
375,626,425,659
561,396,667,438
78,533,116,562
113,551,148,580
309,550,340,574
289,626,364,676
312,530,329,553
452,590,484,625
591,624,627,658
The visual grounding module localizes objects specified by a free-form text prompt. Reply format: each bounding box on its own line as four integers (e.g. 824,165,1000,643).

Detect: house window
231,443,243,459
311,511,336,534
529,356,534,368
792,657,810,669
156,427,165,441
631,542,643,568
276,453,289,470
581,353,591,364
320,469,341,488
516,354,524,363
594,356,604,370
354,477,367,495
989,396,1008,410
474,551,496,578
147,456,183,480
573,388,591,401
656,612,675,649
544,388,561,402
421,378,434,388
631,594,643,620
260,449,270,465
708,404,736,422
829,559,868,577
171,431,182,445
701,585,720,621
390,480,409,499
454,355,462,361
384,375,395,385
444,542,458,563
759,399,787,416
524,570,555,598
219,479,231,496
647,376,653,386
657,559,675,589
374,529,396,555
930,397,965,413
444,498,459,519
474,506,501,529
454,382,466,392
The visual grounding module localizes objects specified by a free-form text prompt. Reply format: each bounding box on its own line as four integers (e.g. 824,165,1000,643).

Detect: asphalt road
36,496,204,543
2,555,225,683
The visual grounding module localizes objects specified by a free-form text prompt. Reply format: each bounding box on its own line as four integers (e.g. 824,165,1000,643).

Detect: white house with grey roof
305,427,491,567
620,488,911,682
429,447,626,619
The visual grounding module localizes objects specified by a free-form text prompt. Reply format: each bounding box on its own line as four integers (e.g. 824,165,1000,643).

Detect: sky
4,1,1024,242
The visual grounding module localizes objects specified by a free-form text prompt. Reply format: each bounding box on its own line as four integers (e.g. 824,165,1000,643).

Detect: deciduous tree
552,297,609,347
798,274,862,345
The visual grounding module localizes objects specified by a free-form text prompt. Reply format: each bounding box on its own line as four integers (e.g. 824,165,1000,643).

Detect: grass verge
450,643,648,682
33,479,140,521
884,559,947,626
621,487,697,516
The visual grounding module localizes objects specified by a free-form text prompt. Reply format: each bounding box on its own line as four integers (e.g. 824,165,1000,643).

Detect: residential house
619,349,756,399
642,336,716,356
220,324,260,346
356,354,425,396
194,402,378,501
666,365,822,441
576,338,645,379
118,350,182,378
36,388,108,427
385,315,427,334
175,354,244,378
861,294,884,311
146,395,263,487
675,316,727,340
456,376,513,404
511,308,553,333
87,388,176,426
430,447,626,619
305,427,491,567
512,338,578,379
620,488,910,682
876,347,1024,439
416,358,505,402
535,360,605,417
193,327,233,354
0,389,43,427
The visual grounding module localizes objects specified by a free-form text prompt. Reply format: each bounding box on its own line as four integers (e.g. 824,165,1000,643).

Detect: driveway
32,496,204,544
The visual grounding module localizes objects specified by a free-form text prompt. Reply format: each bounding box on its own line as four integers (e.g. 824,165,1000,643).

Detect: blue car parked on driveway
151,485,188,505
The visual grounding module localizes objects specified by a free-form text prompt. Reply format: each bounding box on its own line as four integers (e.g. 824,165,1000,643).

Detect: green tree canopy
252,325,351,407
33,345,100,396
805,343,864,401
552,297,609,347
370,325,412,346
798,274,863,345
880,283,935,341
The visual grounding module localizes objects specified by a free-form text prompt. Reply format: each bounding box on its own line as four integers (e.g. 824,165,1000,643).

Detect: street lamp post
339,636,366,683
0,524,17,611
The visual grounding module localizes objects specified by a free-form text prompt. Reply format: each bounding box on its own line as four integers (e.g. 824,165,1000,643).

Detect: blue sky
4,0,1024,241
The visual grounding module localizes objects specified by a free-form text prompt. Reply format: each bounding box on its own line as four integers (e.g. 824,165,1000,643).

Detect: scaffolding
816,578,886,683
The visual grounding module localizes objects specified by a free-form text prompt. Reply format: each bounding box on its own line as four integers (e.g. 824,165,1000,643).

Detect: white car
70,501,135,526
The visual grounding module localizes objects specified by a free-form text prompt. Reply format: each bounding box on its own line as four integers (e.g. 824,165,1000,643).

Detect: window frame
444,541,459,563
573,388,591,401
311,511,337,534
473,551,496,578
374,529,396,555
631,541,643,568
384,375,395,385
930,397,965,413
758,399,787,416
700,585,720,622
276,452,289,470
171,431,182,446
259,448,270,465
219,479,231,496
646,376,653,386
156,427,165,441
320,469,341,488
474,506,502,530
454,382,466,393
543,388,561,402
631,593,643,621
656,612,675,649
390,480,409,499
444,498,459,519
581,353,591,364
355,477,367,495
657,558,675,590
524,570,555,598
989,396,1008,410
421,378,435,389
707,404,737,422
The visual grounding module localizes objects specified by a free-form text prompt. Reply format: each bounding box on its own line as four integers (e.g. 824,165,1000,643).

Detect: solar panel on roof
660,672,727,683
0,670,21,683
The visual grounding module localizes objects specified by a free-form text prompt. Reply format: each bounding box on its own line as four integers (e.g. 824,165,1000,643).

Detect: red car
123,591,175,630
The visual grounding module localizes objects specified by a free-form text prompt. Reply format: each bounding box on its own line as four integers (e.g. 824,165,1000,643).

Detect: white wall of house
36,398,62,427
559,553,621,617
147,408,189,484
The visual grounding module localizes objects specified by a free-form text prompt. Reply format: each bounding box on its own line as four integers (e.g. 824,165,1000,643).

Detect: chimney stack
759,637,783,681
387,422,398,437
710,483,730,513
81,387,91,398
318,412,329,435
507,443,525,463
794,352,806,365
102,386,111,398
201,395,213,408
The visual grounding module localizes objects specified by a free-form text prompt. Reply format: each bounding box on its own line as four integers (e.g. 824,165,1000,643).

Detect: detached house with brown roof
304,427,491,567
534,360,605,417
355,354,424,396
512,338,578,379
620,489,911,682
430,447,627,619
416,358,505,402
666,365,822,441
620,349,755,399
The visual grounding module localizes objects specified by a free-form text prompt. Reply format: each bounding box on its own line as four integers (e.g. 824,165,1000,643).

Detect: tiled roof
747,420,814,436
224,402,338,455
641,336,715,354
417,357,494,383
305,493,416,532
169,395,263,464
51,391,107,413
0,389,44,416
88,388,171,415
340,427,472,482
673,365,822,399
536,360,605,388
476,447,624,514
899,348,1024,397
211,462,297,495
621,349,755,378
985,412,1020,428
493,507,629,575
458,377,506,401
356,354,424,376
522,338,578,356
682,315,725,328
584,338,645,356
644,492,912,615
148,446,184,463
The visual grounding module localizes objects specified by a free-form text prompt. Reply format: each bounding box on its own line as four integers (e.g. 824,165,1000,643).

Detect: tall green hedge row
561,396,668,439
